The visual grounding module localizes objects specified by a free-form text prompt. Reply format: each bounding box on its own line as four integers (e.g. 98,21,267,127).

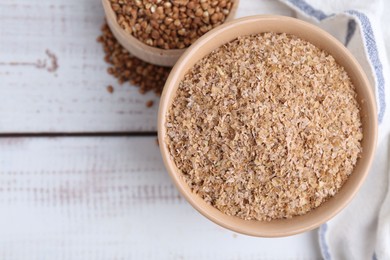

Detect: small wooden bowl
102,0,240,67
158,16,378,237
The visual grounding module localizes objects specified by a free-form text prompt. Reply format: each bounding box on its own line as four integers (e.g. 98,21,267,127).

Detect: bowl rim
102,0,240,66
158,15,378,237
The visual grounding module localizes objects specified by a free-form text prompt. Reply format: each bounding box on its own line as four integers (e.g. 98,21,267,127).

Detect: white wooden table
0,0,323,259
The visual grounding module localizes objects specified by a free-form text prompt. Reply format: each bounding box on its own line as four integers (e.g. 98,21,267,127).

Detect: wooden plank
0,0,293,133
0,137,321,259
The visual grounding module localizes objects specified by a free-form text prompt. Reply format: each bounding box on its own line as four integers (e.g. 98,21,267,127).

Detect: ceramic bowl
158,15,378,237
102,0,239,67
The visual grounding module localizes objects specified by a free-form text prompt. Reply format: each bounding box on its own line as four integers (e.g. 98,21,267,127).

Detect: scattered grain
146,100,154,108
107,85,114,93
98,23,171,95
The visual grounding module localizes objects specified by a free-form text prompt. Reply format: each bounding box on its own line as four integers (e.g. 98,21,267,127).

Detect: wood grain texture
0,137,321,259
0,0,293,133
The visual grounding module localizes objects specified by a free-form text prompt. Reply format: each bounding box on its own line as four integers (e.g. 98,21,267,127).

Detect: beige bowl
102,0,239,67
158,15,378,237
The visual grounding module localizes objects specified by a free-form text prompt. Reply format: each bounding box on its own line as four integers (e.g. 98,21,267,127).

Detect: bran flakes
166,33,363,221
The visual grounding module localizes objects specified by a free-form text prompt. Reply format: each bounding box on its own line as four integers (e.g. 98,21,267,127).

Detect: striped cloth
278,0,390,259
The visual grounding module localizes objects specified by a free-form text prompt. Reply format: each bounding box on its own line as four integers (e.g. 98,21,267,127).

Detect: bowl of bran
158,15,377,237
